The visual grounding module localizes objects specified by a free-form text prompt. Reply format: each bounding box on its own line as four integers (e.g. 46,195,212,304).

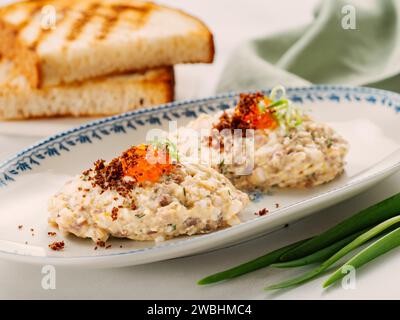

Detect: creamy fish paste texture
48,145,249,242
175,92,348,191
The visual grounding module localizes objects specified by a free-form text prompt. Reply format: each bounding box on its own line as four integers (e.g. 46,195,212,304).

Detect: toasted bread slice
0,59,174,120
0,0,214,88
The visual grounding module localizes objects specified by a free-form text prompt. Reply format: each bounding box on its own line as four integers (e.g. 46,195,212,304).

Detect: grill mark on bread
66,2,100,41
63,2,152,42
0,20,40,87
96,3,153,40
110,4,152,12
14,4,42,35
0,0,213,88
3,1,154,60
29,33,46,51
95,8,120,41
30,7,69,50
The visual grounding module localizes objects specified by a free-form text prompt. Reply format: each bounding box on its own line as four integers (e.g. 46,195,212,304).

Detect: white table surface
1,0,400,299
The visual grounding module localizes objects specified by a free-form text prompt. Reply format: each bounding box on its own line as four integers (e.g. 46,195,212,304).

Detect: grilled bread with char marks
0,59,174,119
0,0,214,88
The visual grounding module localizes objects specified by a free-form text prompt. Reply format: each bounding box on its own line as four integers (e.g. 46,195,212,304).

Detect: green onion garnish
267,86,304,130
198,192,400,291
149,138,180,162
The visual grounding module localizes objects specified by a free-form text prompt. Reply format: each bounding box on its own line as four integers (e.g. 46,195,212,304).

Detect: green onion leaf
267,86,303,130
265,215,400,290
271,229,367,268
280,192,400,261
257,100,267,113
149,138,180,162
197,238,310,285
323,226,400,288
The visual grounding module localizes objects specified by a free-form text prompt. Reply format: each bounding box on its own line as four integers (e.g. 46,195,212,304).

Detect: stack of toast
0,0,214,119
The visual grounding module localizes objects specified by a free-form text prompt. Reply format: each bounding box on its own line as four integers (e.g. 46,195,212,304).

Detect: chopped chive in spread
218,159,227,174
168,224,177,231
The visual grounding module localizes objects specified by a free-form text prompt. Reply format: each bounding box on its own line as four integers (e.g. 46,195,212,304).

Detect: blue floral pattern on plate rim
1,85,400,188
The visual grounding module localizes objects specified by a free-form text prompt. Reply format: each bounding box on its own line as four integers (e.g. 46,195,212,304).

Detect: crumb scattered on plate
48,241,64,251
255,208,269,216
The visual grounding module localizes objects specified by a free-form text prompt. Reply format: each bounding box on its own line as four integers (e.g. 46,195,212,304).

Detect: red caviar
239,96,277,130
120,144,175,183
214,92,278,132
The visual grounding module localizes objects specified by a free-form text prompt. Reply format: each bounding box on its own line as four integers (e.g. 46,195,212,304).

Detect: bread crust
0,20,40,87
0,66,175,120
172,7,215,63
0,0,214,88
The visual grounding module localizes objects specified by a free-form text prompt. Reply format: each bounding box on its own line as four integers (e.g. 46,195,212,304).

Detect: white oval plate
1,85,400,268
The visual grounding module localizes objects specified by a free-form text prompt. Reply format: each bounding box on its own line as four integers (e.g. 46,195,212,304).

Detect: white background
1,0,400,299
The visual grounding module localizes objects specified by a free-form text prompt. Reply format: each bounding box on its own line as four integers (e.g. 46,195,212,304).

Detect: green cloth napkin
217,0,400,93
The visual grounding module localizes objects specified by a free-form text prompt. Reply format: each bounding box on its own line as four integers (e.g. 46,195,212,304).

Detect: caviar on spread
214,86,305,133
176,86,349,191
47,86,349,250
79,143,176,199
48,143,249,243
120,144,175,183
214,92,278,132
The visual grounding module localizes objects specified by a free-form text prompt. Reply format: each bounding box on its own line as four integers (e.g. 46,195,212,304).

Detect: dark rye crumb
49,241,65,251
255,208,269,216
89,159,137,205
96,240,106,247
106,244,112,249
18,225,23,230
111,207,119,221
85,146,177,200
213,92,271,135
82,169,91,176
275,203,280,208
90,158,135,198
48,232,57,236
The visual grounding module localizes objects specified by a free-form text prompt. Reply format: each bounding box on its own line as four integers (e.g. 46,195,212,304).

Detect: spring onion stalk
280,192,400,262
150,138,180,162
265,215,400,290
323,226,400,288
267,86,303,129
197,238,310,285
271,229,367,268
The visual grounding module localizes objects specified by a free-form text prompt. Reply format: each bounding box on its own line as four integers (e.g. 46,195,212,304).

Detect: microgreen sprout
150,138,180,162
257,100,267,113
267,85,304,130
